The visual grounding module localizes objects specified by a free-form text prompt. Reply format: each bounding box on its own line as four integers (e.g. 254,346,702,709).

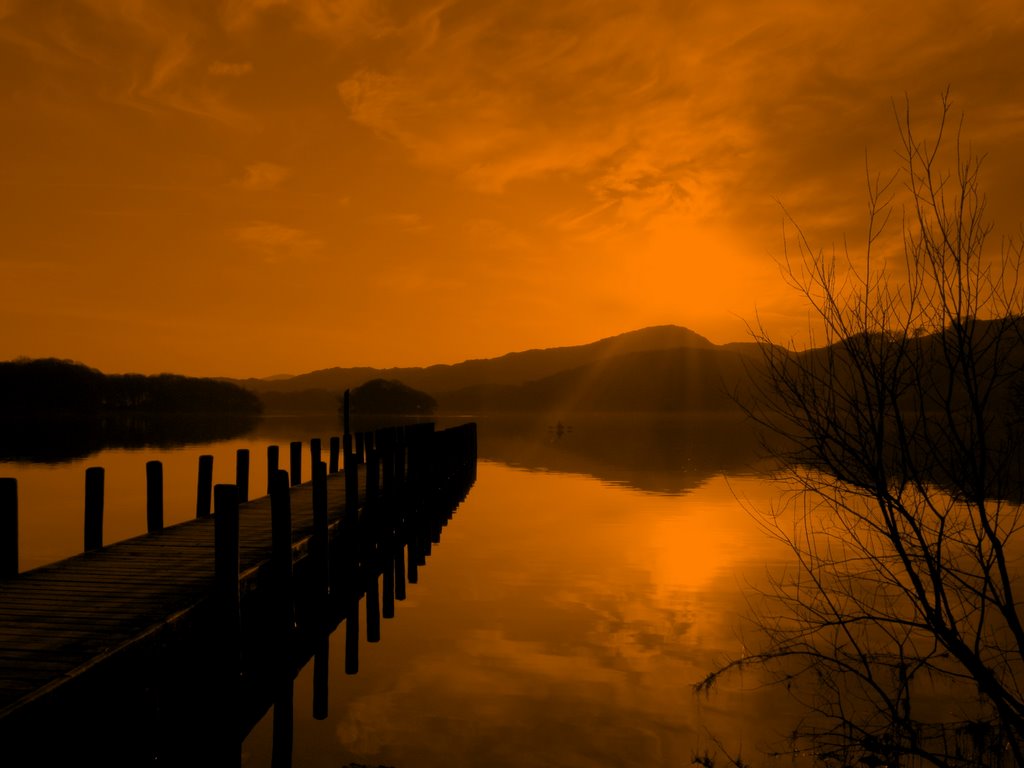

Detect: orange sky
2,1,1024,378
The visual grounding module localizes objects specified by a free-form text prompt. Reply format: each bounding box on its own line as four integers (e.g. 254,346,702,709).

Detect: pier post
270,469,294,645
394,544,406,601
196,454,214,518
328,437,340,474
310,438,321,469
355,432,365,465
365,447,382,642
213,483,241,767
344,448,358,523
267,444,279,493
345,595,359,675
146,460,163,533
408,538,419,585
366,448,379,501
213,484,240,646
313,636,329,720
366,573,381,643
289,441,302,487
235,449,250,504
312,460,329,615
84,466,104,551
369,448,396,619
0,478,16,578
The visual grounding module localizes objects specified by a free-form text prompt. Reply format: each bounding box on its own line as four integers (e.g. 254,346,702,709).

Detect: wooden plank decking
0,466,362,720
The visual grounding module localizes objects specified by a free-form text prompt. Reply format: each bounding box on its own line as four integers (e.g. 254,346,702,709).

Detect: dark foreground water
0,413,802,765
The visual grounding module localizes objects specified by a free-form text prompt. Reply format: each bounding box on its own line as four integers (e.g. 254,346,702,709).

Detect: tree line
0,358,262,416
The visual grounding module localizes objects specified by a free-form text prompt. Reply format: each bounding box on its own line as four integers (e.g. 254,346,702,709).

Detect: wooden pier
0,421,477,764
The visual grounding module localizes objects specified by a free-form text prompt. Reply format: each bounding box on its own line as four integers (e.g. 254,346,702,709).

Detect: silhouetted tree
699,91,1024,767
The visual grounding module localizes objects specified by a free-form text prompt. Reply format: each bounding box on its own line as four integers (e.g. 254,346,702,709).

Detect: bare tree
698,91,1024,767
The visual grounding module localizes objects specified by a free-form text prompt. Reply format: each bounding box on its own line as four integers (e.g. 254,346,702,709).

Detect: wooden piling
267,445,279,493
196,454,214,518
289,441,301,487
313,636,329,721
145,460,163,533
213,482,241,768
408,540,418,585
366,448,379,502
270,469,294,643
355,432,364,465
328,437,340,474
0,478,17,578
380,429,395,493
344,451,358,522
84,467,104,551
345,596,359,675
235,449,250,504
366,573,381,643
394,544,406,601
382,554,395,619
311,460,329,612
310,438,321,469
213,483,240,646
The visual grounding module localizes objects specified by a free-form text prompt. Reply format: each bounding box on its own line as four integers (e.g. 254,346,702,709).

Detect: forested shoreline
0,358,262,416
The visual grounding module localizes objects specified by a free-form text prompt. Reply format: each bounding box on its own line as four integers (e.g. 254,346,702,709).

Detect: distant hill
232,325,718,396
349,379,437,415
233,325,758,413
436,346,754,413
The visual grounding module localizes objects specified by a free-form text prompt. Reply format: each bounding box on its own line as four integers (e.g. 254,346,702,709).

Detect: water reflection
474,412,773,495
0,413,796,765
242,462,796,768
0,413,259,463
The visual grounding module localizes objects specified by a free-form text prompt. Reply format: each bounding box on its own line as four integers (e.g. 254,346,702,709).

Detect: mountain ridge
228,325,724,396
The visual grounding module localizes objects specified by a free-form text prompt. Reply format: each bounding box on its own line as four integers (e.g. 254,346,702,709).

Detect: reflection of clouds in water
335,619,697,766
329,565,710,763
288,462,798,766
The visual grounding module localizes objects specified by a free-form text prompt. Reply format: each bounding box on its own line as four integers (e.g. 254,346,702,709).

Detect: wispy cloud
233,221,322,261
335,0,1024,245
236,162,290,190
383,212,431,233
209,59,252,77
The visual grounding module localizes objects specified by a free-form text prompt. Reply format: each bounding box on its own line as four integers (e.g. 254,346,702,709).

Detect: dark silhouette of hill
0,358,262,416
349,379,437,415
0,358,262,462
232,325,717,396
234,325,751,413
436,346,753,413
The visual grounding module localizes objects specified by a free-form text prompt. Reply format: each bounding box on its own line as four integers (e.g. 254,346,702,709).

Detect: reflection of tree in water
0,413,260,464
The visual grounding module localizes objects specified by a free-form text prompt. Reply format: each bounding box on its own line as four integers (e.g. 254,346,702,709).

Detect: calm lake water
0,413,802,765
